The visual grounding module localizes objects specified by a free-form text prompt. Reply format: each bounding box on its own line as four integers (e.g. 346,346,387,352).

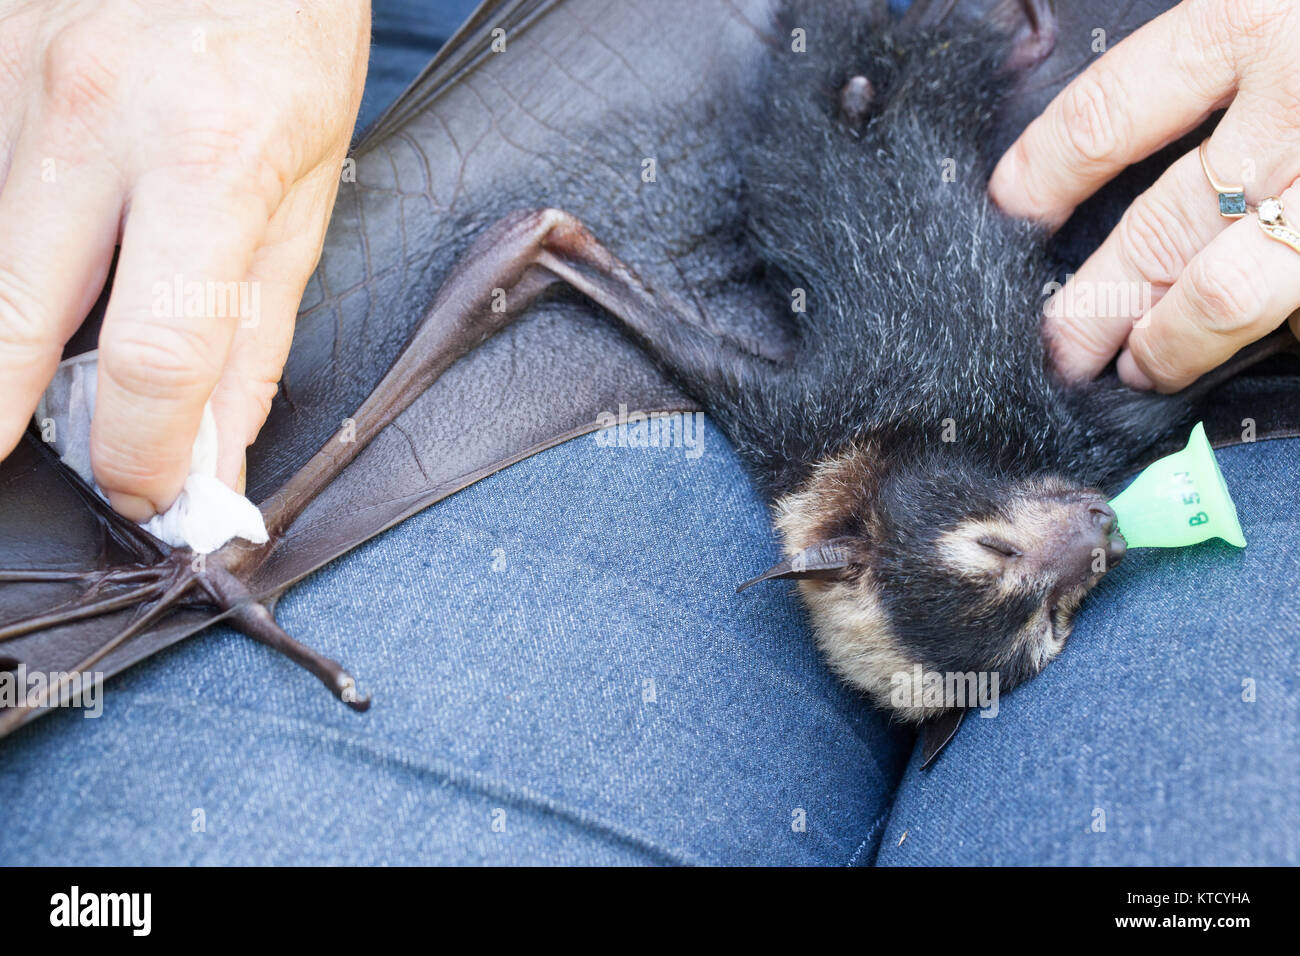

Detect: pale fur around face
797,576,926,717
773,448,933,719
772,454,1112,720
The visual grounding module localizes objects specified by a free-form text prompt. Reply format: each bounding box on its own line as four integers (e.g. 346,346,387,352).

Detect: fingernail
106,490,157,522
1117,350,1154,391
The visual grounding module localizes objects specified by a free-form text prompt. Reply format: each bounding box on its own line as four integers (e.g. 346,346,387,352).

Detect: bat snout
1055,498,1125,582
1089,502,1127,567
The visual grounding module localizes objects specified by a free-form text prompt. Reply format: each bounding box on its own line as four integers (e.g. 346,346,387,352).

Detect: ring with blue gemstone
1199,139,1248,219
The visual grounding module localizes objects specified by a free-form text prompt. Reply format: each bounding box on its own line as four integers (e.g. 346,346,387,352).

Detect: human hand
0,0,370,519
989,0,1300,392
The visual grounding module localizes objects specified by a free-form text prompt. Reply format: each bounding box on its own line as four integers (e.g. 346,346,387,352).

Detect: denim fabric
356,0,482,134
0,421,910,865
876,436,1300,866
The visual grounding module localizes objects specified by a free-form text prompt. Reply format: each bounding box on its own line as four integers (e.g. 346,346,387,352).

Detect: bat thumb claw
336,673,372,712
211,567,373,715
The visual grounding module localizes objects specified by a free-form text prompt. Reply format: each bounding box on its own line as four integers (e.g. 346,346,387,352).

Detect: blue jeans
2,2,1296,866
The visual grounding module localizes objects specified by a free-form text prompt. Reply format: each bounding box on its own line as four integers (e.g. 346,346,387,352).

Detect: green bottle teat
1108,422,1246,549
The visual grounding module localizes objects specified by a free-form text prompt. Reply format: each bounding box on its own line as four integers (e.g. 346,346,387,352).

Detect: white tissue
35,351,269,555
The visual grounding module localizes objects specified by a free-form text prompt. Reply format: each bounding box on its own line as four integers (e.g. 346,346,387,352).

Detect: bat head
749,445,1126,720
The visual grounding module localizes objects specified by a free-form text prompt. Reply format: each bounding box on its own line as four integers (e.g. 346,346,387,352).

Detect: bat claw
337,674,372,712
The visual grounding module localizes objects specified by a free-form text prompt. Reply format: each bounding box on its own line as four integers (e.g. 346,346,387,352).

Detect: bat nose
1040,496,1125,585
1075,499,1125,570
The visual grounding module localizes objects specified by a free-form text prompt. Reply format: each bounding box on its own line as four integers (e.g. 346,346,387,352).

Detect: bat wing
0,435,220,708
0,0,779,733
245,0,781,503
245,0,782,585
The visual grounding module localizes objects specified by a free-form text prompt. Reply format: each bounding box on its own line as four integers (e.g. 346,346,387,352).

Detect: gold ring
1257,196,1300,256
1199,139,1248,219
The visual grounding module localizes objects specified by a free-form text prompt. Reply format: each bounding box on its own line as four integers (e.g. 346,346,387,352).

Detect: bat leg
397,207,786,395
531,210,791,378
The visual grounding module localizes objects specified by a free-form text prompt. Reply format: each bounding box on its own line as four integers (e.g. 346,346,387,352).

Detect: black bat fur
724,4,1189,497
563,0,1206,715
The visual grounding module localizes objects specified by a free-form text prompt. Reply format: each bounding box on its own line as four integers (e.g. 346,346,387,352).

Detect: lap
4,429,1296,865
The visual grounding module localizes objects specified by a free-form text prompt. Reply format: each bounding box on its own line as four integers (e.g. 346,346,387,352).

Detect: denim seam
121,691,703,866
847,809,891,866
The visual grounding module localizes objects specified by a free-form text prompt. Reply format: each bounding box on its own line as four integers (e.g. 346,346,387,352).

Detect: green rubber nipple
1108,422,1246,549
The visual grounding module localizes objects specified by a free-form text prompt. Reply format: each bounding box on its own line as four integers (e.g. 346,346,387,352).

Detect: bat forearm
259,210,586,539
259,204,776,541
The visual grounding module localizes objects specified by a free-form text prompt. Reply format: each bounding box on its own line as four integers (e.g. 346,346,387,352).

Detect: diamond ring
1256,196,1300,256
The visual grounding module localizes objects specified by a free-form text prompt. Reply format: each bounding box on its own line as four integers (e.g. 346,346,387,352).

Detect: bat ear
735,537,858,593
901,0,1057,71
919,708,967,769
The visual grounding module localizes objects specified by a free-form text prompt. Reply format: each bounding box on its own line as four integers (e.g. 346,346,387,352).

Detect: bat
1,0,1296,760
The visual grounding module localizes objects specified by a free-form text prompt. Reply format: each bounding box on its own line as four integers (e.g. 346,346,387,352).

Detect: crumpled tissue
34,351,269,555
